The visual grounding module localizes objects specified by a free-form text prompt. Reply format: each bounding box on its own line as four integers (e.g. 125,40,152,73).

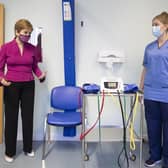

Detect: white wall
0,0,167,140
0,0,65,140
75,0,168,84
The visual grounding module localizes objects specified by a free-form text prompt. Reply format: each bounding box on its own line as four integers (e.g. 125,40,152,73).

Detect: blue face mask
152,26,163,38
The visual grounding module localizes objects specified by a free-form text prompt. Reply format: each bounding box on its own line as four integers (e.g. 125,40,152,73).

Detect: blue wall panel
62,0,76,136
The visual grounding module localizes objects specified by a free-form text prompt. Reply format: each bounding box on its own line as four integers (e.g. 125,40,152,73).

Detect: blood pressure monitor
101,77,124,93
104,81,118,89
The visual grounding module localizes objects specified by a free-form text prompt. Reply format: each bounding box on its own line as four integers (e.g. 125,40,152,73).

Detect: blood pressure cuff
82,83,100,94
124,84,138,93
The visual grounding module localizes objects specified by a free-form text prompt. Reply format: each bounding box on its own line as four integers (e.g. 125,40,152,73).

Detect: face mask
152,26,163,38
19,34,30,43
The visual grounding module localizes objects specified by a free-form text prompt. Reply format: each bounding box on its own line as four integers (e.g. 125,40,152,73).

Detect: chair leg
42,159,46,168
47,124,51,144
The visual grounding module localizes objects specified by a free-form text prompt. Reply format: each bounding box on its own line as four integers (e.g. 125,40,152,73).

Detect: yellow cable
129,93,139,151
109,92,140,151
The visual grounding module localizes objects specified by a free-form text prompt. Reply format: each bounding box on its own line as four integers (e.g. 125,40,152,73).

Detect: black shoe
144,158,161,167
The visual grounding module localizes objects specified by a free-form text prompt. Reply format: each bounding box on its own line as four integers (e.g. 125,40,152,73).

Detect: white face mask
152,26,164,38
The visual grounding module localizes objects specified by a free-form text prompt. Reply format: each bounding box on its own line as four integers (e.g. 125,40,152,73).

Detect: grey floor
0,141,162,168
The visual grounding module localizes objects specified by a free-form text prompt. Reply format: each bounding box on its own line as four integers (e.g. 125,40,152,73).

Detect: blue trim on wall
62,0,76,137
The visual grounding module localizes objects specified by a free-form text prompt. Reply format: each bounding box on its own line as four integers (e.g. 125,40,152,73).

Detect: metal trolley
81,92,144,168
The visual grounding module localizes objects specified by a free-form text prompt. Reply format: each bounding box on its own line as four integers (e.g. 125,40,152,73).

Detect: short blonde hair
14,19,33,35
153,12,168,25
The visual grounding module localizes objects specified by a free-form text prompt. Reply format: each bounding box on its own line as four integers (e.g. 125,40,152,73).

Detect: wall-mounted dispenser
98,49,125,68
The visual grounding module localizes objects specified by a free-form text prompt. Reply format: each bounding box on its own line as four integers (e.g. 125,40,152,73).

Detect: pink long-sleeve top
0,39,42,82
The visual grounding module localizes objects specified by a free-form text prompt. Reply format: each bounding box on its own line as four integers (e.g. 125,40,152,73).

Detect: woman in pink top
0,19,46,162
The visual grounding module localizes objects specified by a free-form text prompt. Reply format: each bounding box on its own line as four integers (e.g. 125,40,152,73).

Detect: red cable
80,90,105,140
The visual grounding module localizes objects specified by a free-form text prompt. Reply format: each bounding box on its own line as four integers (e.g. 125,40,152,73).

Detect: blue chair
42,86,83,162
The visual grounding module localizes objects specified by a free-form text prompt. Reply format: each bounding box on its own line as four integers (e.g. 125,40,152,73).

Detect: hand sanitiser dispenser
98,49,125,66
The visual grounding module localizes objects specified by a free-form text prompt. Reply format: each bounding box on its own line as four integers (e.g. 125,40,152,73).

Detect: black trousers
4,80,35,157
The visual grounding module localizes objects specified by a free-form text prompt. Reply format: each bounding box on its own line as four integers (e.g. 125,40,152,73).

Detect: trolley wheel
84,154,89,161
130,154,136,161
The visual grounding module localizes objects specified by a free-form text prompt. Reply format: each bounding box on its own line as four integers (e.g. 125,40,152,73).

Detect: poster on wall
63,1,72,21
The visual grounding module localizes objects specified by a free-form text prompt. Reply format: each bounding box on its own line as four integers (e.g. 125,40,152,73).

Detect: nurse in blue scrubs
140,12,168,168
